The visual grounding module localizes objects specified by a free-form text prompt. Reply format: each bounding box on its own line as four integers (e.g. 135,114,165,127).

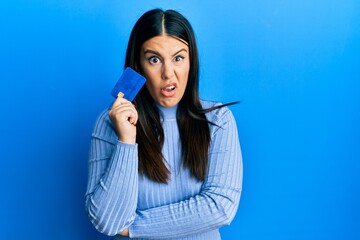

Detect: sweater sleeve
84,110,139,236
129,107,243,239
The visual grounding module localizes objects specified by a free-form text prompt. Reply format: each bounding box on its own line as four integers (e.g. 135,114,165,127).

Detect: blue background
1,1,359,239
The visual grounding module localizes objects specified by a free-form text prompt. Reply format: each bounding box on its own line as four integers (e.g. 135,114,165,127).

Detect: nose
161,61,174,80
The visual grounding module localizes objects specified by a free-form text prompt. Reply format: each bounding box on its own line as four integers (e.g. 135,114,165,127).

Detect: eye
174,56,185,62
148,56,161,64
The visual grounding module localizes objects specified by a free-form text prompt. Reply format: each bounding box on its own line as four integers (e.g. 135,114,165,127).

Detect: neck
156,104,178,120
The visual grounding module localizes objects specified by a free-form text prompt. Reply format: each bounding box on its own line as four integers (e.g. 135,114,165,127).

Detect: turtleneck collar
156,103,178,121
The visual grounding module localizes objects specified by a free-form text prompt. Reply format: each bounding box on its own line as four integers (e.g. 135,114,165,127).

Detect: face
139,35,190,108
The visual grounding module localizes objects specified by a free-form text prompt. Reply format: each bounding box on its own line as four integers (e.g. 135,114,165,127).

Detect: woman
85,9,243,239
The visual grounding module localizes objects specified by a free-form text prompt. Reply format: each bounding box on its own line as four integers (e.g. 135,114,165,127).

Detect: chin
157,99,180,108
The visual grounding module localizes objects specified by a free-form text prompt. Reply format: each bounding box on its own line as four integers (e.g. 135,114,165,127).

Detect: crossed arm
85,108,242,238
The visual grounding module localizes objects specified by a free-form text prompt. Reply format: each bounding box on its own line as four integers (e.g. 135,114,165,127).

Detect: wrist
118,136,136,144
119,228,129,236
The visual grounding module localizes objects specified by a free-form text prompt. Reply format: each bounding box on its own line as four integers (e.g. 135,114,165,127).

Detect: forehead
141,35,189,54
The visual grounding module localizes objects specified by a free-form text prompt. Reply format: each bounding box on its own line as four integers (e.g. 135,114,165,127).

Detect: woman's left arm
128,107,243,239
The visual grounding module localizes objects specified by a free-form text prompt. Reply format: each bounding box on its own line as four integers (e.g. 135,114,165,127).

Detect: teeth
165,85,175,90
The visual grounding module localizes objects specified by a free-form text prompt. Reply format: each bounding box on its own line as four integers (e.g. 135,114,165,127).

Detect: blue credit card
110,67,146,101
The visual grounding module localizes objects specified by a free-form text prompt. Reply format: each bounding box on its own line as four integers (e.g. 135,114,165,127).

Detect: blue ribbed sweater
85,101,243,239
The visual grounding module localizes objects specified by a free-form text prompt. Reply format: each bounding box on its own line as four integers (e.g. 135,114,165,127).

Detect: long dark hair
125,9,235,183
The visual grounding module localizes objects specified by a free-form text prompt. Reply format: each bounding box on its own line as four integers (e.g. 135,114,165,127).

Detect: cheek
142,67,159,83
180,69,190,86
145,77,159,92
145,80,154,91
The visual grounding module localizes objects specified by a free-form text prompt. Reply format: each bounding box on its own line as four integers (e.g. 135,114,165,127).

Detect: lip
161,82,177,89
160,82,177,97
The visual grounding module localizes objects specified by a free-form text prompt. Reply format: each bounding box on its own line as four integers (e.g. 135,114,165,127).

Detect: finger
109,104,138,124
109,100,134,117
121,108,138,126
110,102,137,116
111,95,132,109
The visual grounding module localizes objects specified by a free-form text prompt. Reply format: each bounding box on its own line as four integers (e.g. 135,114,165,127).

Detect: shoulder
200,100,236,129
91,107,117,144
93,108,111,131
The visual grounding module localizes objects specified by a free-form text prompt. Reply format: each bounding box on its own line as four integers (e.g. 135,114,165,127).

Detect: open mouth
163,85,176,91
161,84,177,97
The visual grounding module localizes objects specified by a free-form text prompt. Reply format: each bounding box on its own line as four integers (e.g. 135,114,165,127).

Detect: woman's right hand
108,97,138,144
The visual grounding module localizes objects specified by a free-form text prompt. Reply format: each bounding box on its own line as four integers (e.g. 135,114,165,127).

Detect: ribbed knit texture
85,101,243,239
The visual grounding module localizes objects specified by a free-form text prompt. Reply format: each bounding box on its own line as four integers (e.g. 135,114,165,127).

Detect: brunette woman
85,9,243,239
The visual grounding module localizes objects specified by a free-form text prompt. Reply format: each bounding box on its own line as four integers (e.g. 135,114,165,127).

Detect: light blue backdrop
1,1,359,239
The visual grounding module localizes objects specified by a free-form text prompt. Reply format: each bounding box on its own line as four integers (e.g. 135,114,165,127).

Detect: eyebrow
143,48,188,57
